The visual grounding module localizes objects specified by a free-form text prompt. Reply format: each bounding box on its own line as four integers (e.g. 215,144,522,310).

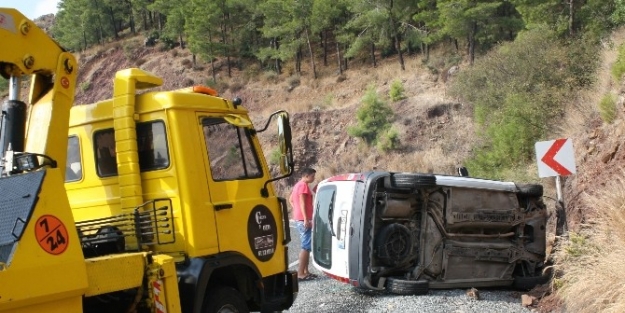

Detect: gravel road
286,222,533,313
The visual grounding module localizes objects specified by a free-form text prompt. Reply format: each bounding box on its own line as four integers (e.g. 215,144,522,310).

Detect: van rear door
312,180,356,280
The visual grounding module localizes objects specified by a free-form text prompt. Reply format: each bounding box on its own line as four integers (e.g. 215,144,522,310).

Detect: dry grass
557,170,625,312
559,28,625,137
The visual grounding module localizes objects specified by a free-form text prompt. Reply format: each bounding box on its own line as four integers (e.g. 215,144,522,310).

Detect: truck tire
386,277,429,295
205,286,249,313
375,223,413,266
517,184,543,197
389,173,436,190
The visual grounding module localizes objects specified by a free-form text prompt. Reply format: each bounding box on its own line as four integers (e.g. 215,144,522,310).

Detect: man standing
289,167,317,281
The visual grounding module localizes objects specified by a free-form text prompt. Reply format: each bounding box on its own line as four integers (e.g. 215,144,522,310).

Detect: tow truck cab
64,70,297,312
312,171,549,295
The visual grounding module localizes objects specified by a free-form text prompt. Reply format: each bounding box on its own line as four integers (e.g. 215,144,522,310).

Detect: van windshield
312,185,336,269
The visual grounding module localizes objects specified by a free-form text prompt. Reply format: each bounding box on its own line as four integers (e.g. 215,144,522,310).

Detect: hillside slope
73,38,476,196
71,33,625,312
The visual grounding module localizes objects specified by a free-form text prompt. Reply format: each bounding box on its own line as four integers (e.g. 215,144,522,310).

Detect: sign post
535,138,576,236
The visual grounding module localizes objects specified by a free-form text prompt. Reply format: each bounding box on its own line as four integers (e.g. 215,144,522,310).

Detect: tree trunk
126,0,135,34
305,28,317,79
569,0,574,36
296,48,301,73
336,40,342,75
344,43,348,70
82,30,87,51
107,6,119,39
142,10,147,31
371,43,376,68
91,0,104,43
389,0,404,70
209,31,217,82
220,13,231,77
273,38,282,74
323,30,328,66
468,22,477,65
396,34,405,71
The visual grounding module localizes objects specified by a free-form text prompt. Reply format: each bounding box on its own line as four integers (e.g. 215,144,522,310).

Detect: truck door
198,115,281,265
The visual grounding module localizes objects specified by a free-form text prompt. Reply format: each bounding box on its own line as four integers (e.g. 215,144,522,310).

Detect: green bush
612,44,625,81
348,86,394,146
80,81,91,92
377,128,401,152
599,93,617,124
389,80,406,102
0,77,7,96
269,148,281,165
122,40,140,60
450,27,598,178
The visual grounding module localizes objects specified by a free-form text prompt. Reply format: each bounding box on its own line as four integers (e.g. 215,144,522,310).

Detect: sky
2,0,61,20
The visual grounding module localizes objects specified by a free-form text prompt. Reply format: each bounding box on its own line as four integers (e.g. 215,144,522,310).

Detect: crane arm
0,8,77,176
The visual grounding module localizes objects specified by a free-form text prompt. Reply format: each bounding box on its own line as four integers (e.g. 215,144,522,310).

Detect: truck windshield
202,117,262,181
312,185,336,269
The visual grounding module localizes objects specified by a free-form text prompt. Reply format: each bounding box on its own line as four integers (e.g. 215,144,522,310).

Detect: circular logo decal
60,77,70,89
247,205,277,262
35,215,69,255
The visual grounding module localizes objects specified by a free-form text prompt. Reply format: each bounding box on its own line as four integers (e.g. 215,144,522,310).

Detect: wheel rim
385,230,409,258
216,304,239,313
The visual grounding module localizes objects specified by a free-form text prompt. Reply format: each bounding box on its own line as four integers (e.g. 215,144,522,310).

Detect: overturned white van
311,172,549,295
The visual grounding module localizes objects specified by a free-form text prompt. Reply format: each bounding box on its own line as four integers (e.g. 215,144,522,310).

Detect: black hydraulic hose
0,109,4,174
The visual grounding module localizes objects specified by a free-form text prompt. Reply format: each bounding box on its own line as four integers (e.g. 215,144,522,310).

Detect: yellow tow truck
0,8,297,313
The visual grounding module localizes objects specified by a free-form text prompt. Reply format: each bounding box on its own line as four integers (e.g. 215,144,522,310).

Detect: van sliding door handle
215,203,233,211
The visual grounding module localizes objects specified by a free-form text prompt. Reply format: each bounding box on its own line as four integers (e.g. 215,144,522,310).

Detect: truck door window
94,129,117,177
94,121,170,177
202,117,262,181
313,186,337,269
137,122,170,171
65,136,82,182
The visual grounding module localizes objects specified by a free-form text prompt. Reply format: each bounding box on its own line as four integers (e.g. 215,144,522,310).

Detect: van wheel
386,277,429,295
205,286,249,313
517,184,543,197
389,173,436,190
375,223,413,266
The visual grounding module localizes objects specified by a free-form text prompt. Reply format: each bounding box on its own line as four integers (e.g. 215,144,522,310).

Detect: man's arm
299,193,307,220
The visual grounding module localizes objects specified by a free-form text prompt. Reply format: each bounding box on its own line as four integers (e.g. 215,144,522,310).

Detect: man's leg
297,221,313,278
296,221,308,278
298,249,309,278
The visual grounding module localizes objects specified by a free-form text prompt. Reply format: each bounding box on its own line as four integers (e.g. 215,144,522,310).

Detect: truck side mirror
257,110,294,197
457,166,469,177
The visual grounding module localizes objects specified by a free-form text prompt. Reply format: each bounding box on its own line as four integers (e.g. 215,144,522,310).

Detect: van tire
389,173,436,190
375,223,413,266
386,277,429,295
517,184,543,197
205,286,249,313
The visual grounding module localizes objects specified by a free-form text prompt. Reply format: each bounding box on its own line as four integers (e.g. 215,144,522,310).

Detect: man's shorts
295,221,312,252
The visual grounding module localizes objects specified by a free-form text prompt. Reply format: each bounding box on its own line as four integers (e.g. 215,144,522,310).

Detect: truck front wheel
205,286,249,313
